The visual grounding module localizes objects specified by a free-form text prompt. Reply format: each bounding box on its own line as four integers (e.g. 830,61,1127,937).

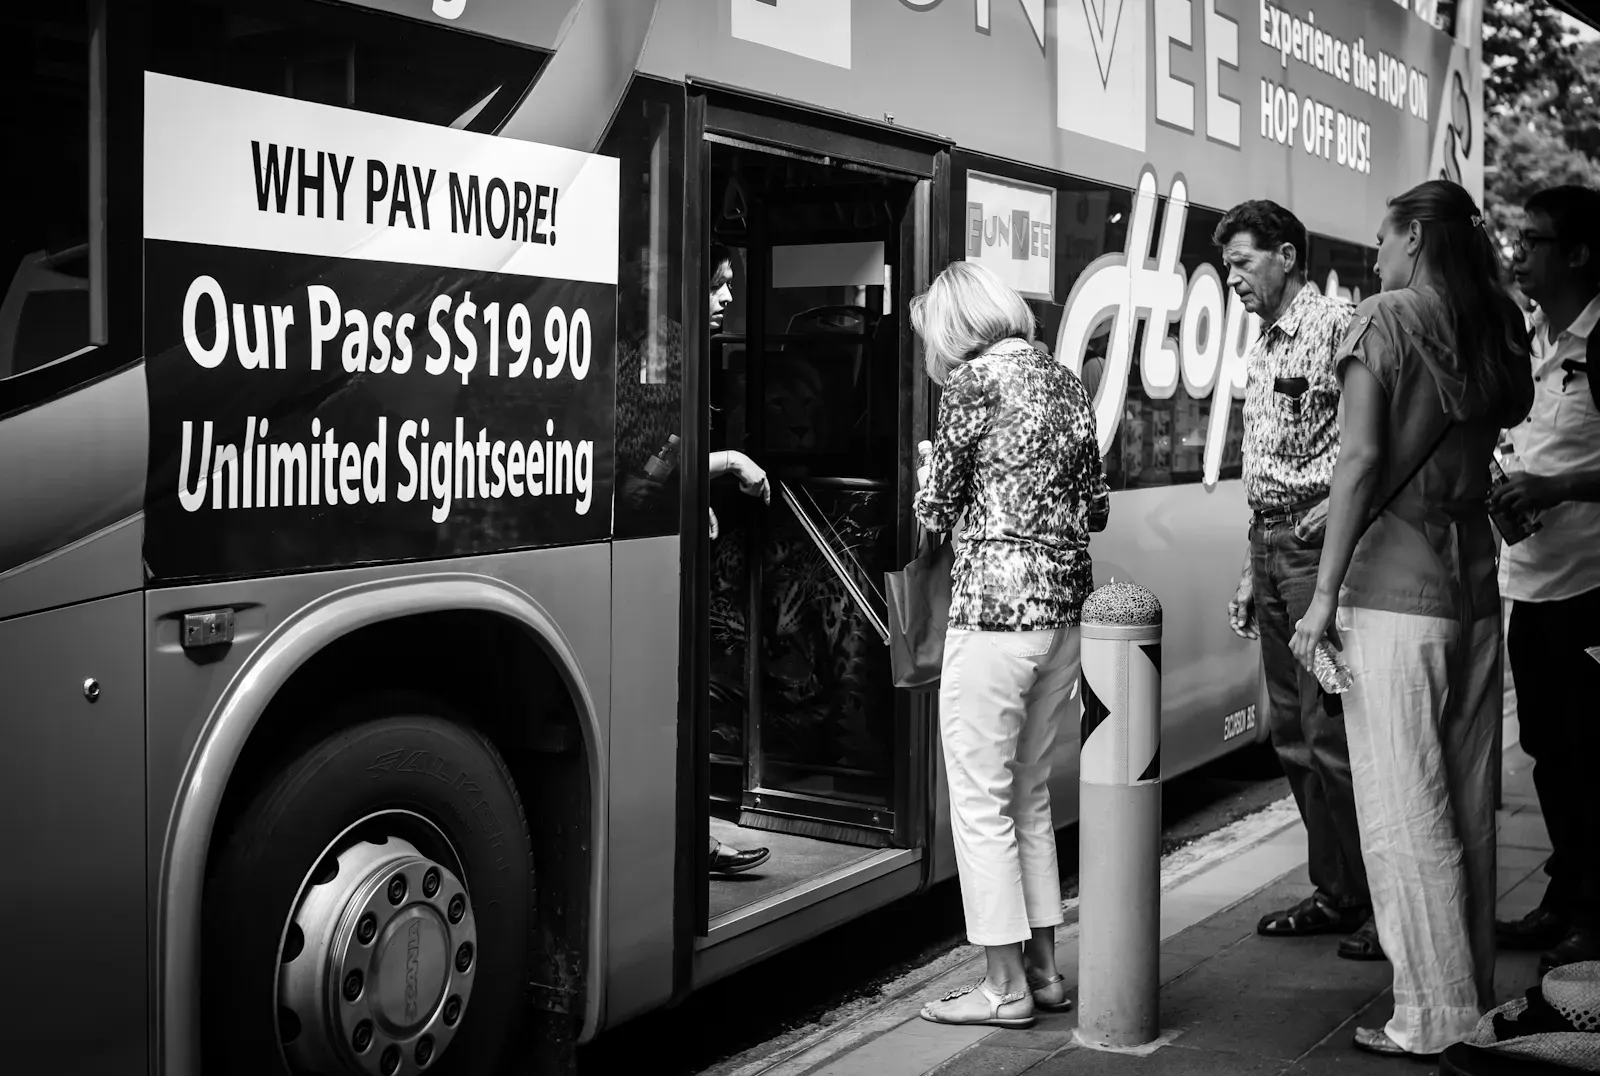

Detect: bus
1,1,1485,1073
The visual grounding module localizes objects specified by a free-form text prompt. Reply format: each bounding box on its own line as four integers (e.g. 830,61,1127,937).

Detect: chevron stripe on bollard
1076,581,1163,1051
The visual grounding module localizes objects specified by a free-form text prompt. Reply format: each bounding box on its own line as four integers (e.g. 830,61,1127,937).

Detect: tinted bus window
605,77,685,541
145,0,546,131
0,8,96,381
952,153,1377,492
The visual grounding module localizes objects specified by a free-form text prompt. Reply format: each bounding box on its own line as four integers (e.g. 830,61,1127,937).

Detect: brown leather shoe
1497,907,1571,952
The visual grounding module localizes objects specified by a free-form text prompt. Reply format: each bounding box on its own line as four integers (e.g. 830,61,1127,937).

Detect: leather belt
1251,495,1325,527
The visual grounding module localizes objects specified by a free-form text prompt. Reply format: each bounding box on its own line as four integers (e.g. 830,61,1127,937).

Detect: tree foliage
1482,1,1600,237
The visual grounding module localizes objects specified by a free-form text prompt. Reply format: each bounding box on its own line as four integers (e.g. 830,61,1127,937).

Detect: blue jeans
1252,512,1370,912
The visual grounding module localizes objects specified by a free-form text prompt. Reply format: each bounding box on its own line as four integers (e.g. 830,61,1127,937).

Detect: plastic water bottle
1311,638,1353,694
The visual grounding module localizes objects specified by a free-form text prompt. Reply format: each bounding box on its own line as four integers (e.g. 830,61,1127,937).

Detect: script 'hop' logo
1058,0,1148,151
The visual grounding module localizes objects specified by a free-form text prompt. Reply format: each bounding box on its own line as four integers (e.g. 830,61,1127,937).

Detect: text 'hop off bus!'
0,0,1496,1073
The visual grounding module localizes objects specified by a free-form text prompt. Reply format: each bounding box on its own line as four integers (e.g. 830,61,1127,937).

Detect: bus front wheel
203,704,534,1076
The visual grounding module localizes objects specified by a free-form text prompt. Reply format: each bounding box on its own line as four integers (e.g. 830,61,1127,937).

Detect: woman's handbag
884,529,954,690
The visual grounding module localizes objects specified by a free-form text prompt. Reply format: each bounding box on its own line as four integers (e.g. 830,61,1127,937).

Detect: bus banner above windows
141,72,619,583
638,0,1483,250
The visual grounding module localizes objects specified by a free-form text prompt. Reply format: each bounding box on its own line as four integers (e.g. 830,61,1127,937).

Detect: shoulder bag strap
1365,419,1452,530
1588,330,1598,407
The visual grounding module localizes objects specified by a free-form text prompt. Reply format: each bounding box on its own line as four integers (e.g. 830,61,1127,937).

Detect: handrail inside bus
776,480,890,645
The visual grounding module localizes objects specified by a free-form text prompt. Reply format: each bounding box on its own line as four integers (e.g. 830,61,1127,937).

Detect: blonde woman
913,262,1109,1028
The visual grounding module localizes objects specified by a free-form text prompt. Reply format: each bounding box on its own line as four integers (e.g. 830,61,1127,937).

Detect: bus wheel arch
161,575,607,1076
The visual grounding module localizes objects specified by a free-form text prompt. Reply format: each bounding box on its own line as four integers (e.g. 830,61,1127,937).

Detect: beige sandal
919,980,1035,1028
1027,972,1073,1013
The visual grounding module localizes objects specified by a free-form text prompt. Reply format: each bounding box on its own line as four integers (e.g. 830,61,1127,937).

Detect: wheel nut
352,1020,374,1052
343,969,363,1001
415,1034,435,1066
357,913,377,944
387,874,407,905
443,995,462,1026
423,867,441,897
455,942,474,973
447,894,465,923
381,1043,401,1075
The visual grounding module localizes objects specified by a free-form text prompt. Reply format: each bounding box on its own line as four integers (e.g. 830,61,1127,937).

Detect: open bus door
681,83,953,986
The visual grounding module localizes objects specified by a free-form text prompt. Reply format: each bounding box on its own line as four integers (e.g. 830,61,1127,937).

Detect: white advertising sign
143,72,619,283
963,172,1057,301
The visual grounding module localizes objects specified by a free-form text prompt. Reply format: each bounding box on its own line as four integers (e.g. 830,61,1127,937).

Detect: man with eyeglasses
1491,185,1600,975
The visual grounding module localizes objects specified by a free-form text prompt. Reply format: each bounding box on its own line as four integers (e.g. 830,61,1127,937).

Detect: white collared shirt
1502,292,1600,603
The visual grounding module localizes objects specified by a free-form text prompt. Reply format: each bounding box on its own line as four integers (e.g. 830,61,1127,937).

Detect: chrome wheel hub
278,836,477,1075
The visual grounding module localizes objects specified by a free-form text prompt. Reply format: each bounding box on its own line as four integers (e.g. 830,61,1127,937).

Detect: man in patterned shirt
1214,201,1376,959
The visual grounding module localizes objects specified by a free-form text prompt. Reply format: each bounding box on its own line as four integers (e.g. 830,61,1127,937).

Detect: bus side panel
1073,480,1258,786
5,592,147,1074
0,364,146,602
144,544,614,1066
602,533,681,1026
929,481,1256,887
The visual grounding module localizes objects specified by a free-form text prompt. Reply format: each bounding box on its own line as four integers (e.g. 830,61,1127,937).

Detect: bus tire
202,702,534,1076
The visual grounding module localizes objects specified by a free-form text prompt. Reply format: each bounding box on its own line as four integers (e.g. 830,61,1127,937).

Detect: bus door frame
673,78,953,997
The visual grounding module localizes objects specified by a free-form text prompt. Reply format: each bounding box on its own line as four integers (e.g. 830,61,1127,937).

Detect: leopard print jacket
914,338,1108,631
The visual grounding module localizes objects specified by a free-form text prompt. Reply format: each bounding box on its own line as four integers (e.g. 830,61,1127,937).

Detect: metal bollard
1075,582,1163,1050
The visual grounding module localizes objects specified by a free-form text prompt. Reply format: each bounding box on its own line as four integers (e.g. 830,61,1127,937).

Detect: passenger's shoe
1497,907,1571,952
1537,924,1599,977
1025,972,1073,1013
1257,893,1366,937
920,980,1035,1028
1337,916,1385,962
709,838,770,875
1352,1026,1439,1060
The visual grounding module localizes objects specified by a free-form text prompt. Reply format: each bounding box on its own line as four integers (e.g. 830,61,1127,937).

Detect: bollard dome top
1081,581,1162,626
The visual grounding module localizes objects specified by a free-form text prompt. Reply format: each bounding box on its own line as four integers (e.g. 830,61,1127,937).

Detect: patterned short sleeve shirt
1241,283,1355,510
913,339,1109,632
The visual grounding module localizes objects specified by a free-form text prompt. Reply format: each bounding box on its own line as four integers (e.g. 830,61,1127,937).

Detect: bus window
607,77,686,542
0,8,97,382
952,156,1264,493
145,0,546,131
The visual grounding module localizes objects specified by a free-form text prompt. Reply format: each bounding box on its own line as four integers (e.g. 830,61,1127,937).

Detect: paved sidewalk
731,744,1550,1076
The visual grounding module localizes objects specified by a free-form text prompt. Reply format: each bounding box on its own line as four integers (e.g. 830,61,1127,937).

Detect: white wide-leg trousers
938,626,1080,946
1337,605,1500,1055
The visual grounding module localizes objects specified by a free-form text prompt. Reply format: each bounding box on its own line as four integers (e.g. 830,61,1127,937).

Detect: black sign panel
143,240,615,582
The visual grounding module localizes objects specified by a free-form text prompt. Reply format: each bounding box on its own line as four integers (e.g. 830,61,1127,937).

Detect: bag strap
1588,330,1598,408
1365,419,1452,529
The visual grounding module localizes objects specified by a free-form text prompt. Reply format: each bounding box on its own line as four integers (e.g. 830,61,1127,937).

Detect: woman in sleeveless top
1291,180,1534,1059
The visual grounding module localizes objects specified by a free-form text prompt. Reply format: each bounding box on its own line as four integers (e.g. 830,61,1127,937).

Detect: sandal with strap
919,980,1036,1028
1257,894,1358,938
1337,917,1385,962
1026,973,1074,1013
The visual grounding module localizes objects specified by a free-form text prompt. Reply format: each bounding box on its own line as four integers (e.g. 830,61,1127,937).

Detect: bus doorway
689,111,943,969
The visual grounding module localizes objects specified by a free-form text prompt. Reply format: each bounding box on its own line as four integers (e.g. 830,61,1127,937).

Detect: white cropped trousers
938,626,1080,946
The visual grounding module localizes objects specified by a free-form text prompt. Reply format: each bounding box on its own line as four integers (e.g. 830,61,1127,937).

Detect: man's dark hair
1212,200,1309,277
1524,185,1600,287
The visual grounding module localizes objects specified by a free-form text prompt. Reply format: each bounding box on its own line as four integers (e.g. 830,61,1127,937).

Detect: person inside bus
1491,184,1600,975
705,243,774,876
911,262,1109,1029
1214,200,1378,961
1290,179,1533,1059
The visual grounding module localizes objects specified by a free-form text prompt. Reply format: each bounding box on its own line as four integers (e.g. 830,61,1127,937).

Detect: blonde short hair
909,262,1035,384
